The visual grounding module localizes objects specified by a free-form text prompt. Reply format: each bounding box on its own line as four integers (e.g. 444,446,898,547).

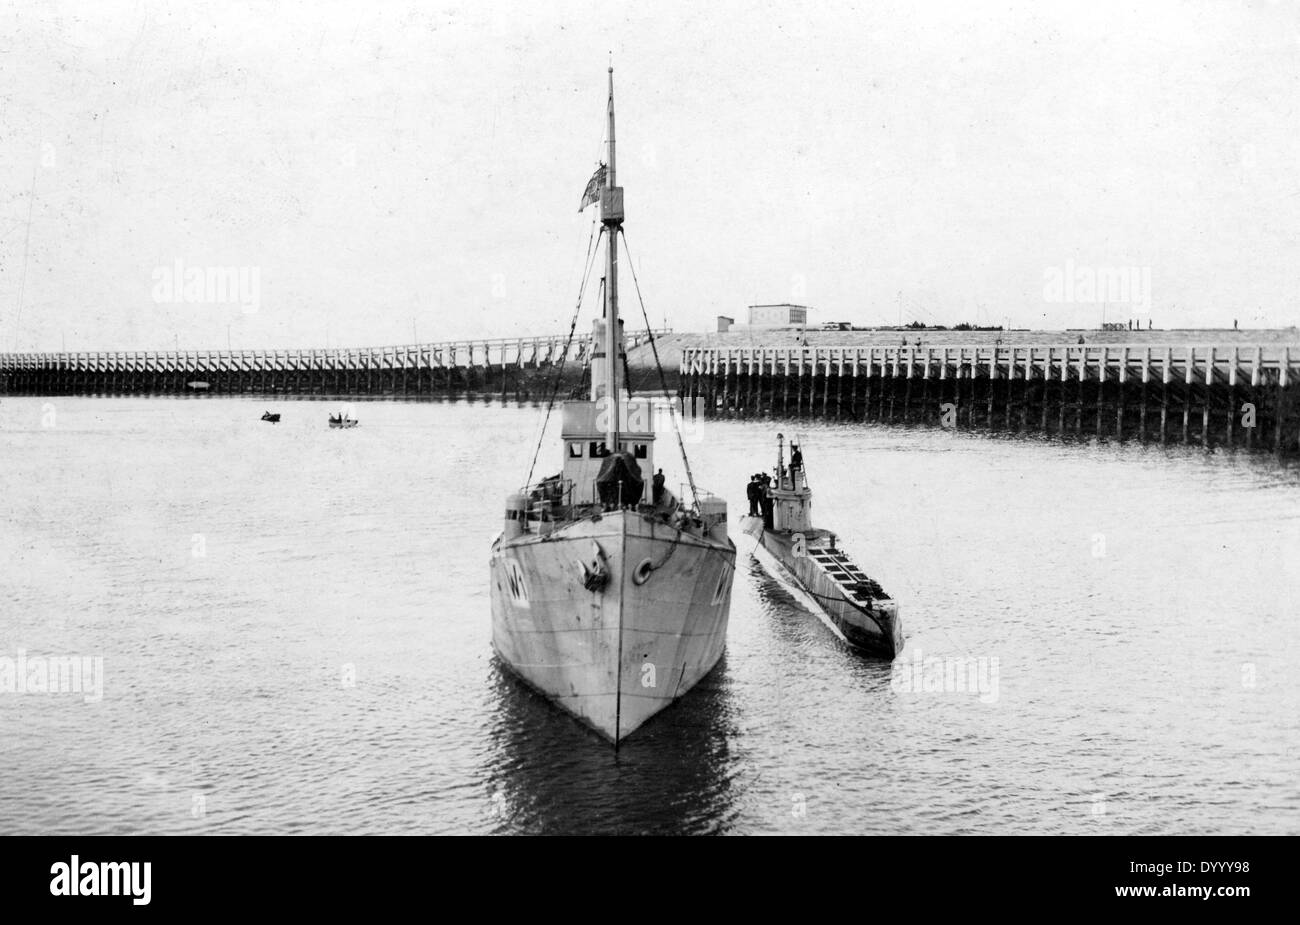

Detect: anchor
576,540,609,592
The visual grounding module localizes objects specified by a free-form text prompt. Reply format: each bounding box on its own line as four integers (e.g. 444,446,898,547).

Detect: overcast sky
1,0,1296,351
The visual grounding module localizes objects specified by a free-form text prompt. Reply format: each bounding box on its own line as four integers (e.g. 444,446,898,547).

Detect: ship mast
602,66,624,453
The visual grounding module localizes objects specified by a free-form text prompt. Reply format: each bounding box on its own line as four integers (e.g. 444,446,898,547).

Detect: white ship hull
490,511,735,743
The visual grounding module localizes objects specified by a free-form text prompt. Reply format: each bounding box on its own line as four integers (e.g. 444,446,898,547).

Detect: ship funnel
589,317,626,401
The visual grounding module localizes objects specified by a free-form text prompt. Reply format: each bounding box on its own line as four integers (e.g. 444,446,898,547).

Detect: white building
748,304,809,328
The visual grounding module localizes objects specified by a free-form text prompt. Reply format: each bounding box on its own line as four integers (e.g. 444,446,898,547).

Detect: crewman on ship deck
759,475,775,529
746,474,761,516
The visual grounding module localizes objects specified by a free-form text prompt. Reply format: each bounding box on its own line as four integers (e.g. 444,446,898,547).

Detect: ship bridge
560,398,657,505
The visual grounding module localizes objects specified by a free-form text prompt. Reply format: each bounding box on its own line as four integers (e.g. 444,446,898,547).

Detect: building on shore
716,304,811,335
748,304,809,328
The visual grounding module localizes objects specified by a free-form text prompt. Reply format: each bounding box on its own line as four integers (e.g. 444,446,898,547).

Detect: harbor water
1,396,1297,834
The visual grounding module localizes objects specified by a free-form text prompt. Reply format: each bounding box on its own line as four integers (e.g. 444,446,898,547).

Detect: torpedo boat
488,69,735,745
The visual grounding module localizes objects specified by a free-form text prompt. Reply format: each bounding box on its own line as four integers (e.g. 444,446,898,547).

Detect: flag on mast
579,163,607,211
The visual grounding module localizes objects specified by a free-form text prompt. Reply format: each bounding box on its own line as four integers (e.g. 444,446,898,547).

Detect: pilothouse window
589,441,611,458
568,442,583,459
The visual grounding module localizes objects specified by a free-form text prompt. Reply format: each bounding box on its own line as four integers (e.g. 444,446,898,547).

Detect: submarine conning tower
771,432,813,533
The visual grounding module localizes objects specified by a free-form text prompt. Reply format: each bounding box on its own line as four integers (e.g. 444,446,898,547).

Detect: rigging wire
523,220,604,489
619,228,701,513
622,341,635,400
575,276,604,400
565,132,607,296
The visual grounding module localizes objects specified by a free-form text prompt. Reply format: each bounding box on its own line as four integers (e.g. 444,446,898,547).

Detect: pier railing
682,343,1296,386
681,341,1300,451
0,328,672,377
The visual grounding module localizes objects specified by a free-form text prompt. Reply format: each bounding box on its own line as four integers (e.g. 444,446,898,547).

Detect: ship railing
772,465,808,493
522,475,691,526
690,485,729,529
691,485,727,503
518,468,737,530
521,479,607,530
523,478,576,523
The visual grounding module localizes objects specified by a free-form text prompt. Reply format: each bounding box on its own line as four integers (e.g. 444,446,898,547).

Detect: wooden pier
681,342,1300,451
0,329,670,398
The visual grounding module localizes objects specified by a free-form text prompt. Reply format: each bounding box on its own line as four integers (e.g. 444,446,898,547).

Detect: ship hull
740,515,903,659
490,511,735,743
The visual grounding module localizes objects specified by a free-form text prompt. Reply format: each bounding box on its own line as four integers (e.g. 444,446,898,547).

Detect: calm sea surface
1,395,1297,835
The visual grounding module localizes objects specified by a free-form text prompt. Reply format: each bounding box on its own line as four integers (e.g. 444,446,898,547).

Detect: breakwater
0,330,672,399
681,341,1300,452
7,328,1299,451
